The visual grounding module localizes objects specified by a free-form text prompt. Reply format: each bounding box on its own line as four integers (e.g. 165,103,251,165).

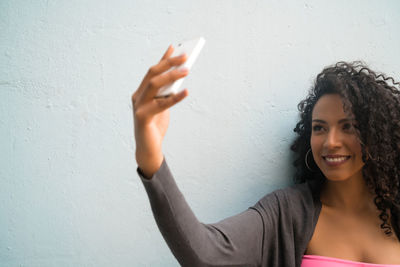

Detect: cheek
310,136,320,151
349,137,363,155
347,137,365,166
310,136,322,159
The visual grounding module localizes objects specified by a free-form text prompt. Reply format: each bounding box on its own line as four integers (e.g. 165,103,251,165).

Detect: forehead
312,94,348,119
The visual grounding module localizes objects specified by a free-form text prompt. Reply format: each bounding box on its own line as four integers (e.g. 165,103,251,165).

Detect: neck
320,172,376,214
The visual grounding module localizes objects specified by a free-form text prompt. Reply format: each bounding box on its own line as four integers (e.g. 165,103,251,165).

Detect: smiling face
310,94,365,182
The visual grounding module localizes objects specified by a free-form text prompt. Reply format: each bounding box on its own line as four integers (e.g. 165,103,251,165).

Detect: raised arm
132,45,189,178
137,158,264,266
133,46,265,266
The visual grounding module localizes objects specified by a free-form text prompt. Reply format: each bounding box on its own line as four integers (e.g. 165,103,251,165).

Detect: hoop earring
305,148,317,172
359,140,374,161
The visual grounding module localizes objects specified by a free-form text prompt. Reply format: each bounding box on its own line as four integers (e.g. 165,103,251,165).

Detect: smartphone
156,37,206,97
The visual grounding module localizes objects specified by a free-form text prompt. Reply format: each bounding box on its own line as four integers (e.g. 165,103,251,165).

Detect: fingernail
179,53,187,58
178,67,189,73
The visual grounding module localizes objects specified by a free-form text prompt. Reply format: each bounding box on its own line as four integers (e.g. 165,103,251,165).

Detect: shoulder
256,182,314,207
252,182,319,222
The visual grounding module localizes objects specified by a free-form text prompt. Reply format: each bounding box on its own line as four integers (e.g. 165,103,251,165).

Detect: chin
321,170,361,182
324,176,351,182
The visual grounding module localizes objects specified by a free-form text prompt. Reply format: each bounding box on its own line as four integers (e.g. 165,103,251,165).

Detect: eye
312,125,323,132
343,123,354,131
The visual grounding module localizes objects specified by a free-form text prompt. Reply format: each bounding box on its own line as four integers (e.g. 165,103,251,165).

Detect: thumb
152,89,189,114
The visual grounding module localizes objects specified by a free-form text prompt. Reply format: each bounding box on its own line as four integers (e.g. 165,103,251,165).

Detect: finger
147,53,187,79
147,89,189,116
160,45,174,61
138,53,187,96
134,53,187,105
144,67,189,100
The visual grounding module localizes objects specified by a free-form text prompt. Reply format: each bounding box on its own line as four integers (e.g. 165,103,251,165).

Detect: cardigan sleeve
138,158,271,267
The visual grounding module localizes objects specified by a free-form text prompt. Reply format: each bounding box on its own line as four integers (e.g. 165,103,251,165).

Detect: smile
322,155,351,166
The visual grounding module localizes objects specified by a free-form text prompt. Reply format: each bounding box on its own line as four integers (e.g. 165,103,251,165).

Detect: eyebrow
312,118,354,124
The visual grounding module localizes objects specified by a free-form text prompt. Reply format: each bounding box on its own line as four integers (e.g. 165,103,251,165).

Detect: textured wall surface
1,0,399,266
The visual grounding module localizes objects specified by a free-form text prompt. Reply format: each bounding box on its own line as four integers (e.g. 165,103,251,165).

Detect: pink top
301,255,400,267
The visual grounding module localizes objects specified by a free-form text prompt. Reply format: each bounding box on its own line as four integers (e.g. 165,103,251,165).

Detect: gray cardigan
138,158,323,267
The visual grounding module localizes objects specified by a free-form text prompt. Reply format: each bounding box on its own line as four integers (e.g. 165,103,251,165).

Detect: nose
324,128,342,149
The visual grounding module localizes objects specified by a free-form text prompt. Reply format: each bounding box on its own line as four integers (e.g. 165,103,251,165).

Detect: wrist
136,150,164,178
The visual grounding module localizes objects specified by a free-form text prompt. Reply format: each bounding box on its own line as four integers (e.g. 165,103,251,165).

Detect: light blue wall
1,0,399,266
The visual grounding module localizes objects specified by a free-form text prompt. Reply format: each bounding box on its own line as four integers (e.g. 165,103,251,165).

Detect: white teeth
325,156,348,162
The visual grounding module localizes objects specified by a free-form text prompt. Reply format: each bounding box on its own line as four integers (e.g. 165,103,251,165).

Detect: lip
322,155,351,167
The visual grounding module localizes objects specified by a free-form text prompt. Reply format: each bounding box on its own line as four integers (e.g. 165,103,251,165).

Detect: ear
364,146,373,161
358,138,372,161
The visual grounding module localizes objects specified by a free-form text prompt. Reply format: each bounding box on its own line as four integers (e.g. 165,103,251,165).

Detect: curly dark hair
290,61,400,241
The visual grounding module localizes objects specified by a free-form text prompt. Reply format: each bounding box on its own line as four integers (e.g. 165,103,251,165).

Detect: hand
132,45,189,178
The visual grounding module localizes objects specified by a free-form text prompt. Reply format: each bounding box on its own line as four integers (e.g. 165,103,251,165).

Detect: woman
132,45,400,266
